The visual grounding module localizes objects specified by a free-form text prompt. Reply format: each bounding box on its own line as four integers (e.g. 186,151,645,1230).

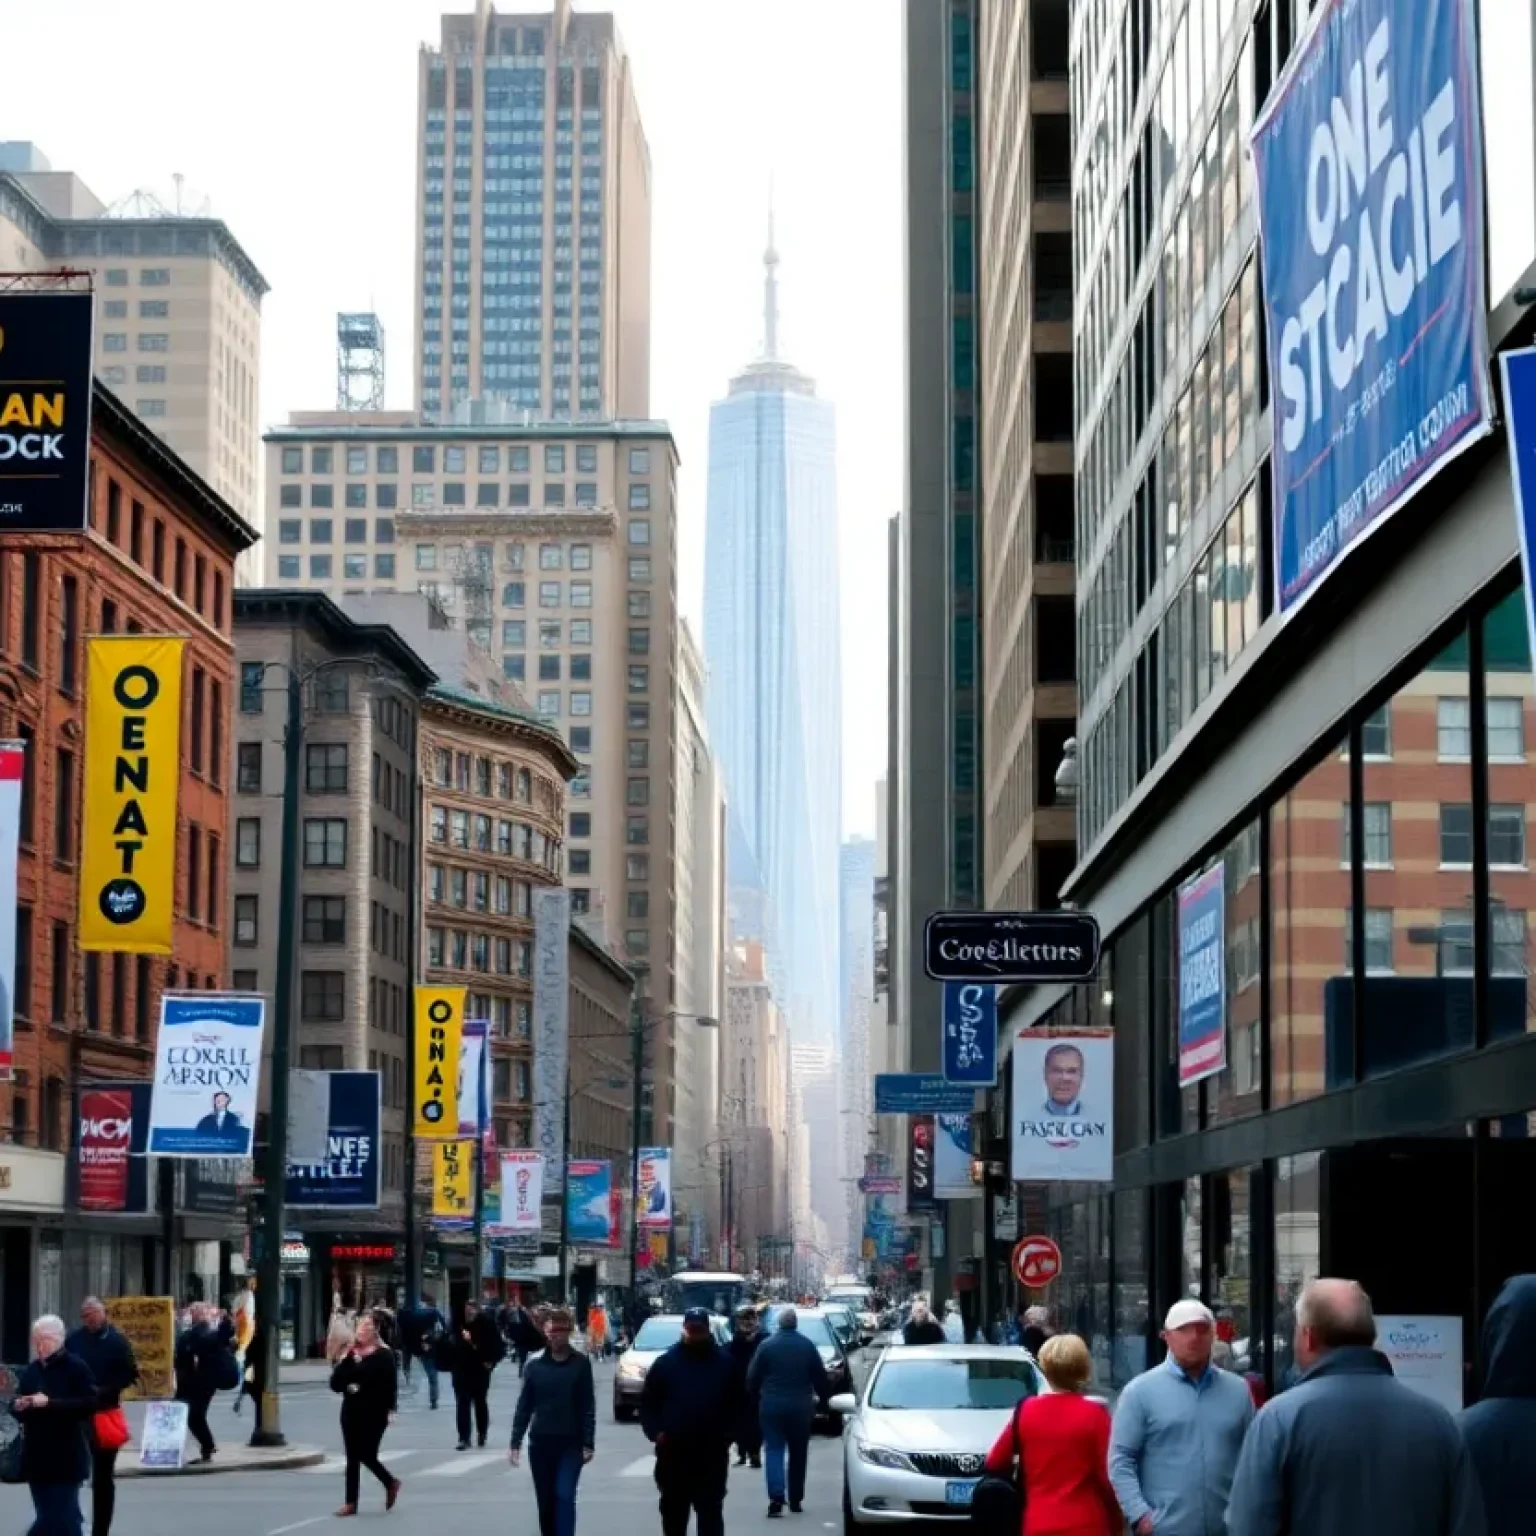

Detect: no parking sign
1011,1234,1062,1290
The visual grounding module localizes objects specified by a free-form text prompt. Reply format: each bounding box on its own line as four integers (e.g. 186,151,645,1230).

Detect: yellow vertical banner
432,1139,473,1221
413,985,466,1136
79,636,185,953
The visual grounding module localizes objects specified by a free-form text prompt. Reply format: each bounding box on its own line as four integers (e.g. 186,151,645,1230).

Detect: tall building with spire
703,224,843,1045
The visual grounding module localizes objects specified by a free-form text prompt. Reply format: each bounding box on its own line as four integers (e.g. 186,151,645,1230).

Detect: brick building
0,382,257,1354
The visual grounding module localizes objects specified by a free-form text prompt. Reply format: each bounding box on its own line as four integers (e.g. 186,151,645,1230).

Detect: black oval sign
923,911,1101,984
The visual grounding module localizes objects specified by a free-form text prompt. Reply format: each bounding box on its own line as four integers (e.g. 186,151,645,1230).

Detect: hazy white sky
0,0,901,837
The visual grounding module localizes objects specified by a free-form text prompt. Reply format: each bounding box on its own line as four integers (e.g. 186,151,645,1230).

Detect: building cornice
421,683,579,779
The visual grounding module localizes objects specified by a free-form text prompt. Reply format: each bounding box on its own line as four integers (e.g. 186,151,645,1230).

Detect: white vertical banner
0,742,21,1082
491,1150,543,1235
287,1069,331,1165
532,888,571,1194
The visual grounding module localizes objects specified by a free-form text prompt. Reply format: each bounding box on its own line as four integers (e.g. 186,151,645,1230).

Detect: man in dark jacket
1227,1278,1485,1536
1462,1273,1536,1536
641,1308,738,1536
13,1313,98,1536
727,1306,764,1468
401,1294,446,1408
746,1309,831,1517
510,1308,596,1536
65,1297,138,1536
173,1303,231,1463
902,1303,946,1347
450,1300,505,1450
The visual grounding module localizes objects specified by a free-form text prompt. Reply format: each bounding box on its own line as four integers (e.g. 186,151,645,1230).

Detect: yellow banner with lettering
79,636,184,953
432,1139,474,1221
105,1294,175,1399
413,985,466,1137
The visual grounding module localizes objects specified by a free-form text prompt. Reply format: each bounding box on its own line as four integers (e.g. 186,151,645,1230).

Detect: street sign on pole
1011,1234,1062,1290
942,982,997,1085
874,1074,976,1115
924,911,1100,984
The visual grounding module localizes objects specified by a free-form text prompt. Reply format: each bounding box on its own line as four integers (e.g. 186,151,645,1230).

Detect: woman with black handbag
979,1335,1118,1536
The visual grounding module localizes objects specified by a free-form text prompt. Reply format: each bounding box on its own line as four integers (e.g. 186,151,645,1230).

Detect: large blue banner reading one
1252,0,1490,617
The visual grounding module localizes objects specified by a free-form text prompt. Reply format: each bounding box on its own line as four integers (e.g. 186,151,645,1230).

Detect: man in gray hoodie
1226,1278,1485,1536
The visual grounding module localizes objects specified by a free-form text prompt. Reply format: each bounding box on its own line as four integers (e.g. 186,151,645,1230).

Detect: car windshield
868,1358,1039,1410
632,1317,685,1350
769,1312,837,1349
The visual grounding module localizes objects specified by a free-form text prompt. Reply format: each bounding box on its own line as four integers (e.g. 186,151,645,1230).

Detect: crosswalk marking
619,1454,656,1478
300,1448,424,1475
419,1451,505,1477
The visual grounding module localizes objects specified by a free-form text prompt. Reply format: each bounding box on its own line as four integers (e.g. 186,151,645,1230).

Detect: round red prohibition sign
1011,1235,1062,1290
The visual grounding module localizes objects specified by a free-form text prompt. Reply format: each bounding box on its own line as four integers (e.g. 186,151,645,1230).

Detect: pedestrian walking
1019,1306,1052,1358
902,1303,946,1346
1227,1278,1485,1536
1107,1299,1253,1536
241,1314,268,1434
64,1297,138,1536
1461,1273,1536,1536
746,1307,829,1517
640,1308,738,1536
450,1299,505,1450
330,1312,402,1518
509,1308,596,1536
174,1302,234,1463
983,1334,1118,1536
585,1303,608,1360
402,1293,447,1409
503,1299,543,1378
727,1305,764,1468
11,1314,98,1536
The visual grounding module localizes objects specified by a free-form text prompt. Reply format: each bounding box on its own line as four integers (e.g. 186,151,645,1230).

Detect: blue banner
874,1073,976,1115
286,1072,382,1209
566,1159,613,1246
1252,0,1490,616
1501,347,1536,662
942,983,997,1085
1177,865,1227,1087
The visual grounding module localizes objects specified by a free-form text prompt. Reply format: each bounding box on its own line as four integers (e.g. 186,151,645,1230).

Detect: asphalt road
0,1350,872,1536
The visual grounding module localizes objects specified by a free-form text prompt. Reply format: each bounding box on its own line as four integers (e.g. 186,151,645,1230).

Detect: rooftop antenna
763,176,779,361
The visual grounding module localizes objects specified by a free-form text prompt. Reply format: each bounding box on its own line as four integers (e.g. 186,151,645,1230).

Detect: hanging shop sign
874,1074,977,1115
1011,1234,1062,1290
431,1139,473,1225
413,986,466,1137
79,636,185,954
1177,864,1227,1088
1252,0,1491,618
532,890,571,1193
942,982,997,1085
924,911,1100,984
146,993,265,1158
489,1150,542,1236
906,1116,936,1214
1010,1029,1114,1183
638,1146,673,1230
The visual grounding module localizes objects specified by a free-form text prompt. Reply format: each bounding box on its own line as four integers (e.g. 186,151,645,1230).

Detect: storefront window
1273,1152,1320,1388
1210,1166,1258,1382
1270,733,1349,1106
1209,818,1263,1125
1113,1187,1149,1387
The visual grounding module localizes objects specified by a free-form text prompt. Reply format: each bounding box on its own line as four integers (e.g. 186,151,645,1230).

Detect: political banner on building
637,1146,673,1230
0,290,94,533
934,1113,978,1200
78,1083,146,1213
0,742,20,1081
1010,1029,1114,1182
105,1295,174,1400
1498,346,1536,659
1252,0,1490,618
489,1150,542,1236
146,993,265,1158
567,1159,613,1245
286,1071,382,1209
532,889,570,1193
1177,865,1227,1087
906,1116,936,1213
458,1019,488,1138
942,982,997,1085
413,985,466,1137
432,1139,473,1226
79,636,184,954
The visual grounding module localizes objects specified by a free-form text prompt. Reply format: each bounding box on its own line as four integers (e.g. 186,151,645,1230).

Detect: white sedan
833,1344,1043,1534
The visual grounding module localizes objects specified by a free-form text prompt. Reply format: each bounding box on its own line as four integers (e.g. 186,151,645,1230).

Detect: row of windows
101,266,173,287
279,443,650,476
426,926,534,978
96,478,227,631
427,862,537,917
427,806,560,873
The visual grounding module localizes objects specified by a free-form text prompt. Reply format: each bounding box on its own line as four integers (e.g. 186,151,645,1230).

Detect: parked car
612,1311,730,1420
763,1306,857,1430
822,1300,864,1351
835,1344,1043,1533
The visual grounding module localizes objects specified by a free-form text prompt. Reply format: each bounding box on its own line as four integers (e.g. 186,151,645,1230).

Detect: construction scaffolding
337,311,386,411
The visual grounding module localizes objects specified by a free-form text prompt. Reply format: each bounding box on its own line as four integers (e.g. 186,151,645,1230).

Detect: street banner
935,1112,979,1200
1252,0,1490,618
532,889,571,1192
106,1296,174,1399
286,1071,382,1209
413,985,466,1137
1178,865,1227,1086
942,982,997,1085
432,1139,473,1225
78,1085,135,1211
1010,1029,1114,1182
139,1400,189,1469
0,742,20,1080
0,290,94,533
638,1146,673,1229
1498,346,1536,659
287,1068,330,1164
147,993,265,1158
79,636,184,953
458,1019,488,1138
874,1073,976,1115
567,1159,613,1245
906,1116,936,1213
490,1150,542,1235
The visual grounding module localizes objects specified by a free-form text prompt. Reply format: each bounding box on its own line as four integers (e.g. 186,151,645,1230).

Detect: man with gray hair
12,1313,98,1535
1227,1278,1486,1536
67,1297,138,1536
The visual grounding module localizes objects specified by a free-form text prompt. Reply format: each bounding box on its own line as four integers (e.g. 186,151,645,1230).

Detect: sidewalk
119,1442,325,1477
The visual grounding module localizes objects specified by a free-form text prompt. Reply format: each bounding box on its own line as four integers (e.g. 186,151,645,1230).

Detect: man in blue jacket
66,1297,138,1536
1227,1278,1485,1536
1461,1273,1536,1536
745,1308,830,1517
641,1309,738,1536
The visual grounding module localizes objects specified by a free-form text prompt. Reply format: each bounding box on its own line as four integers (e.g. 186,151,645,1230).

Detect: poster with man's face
1011,1031,1114,1182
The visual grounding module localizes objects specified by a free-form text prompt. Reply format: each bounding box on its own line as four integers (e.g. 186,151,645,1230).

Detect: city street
0,1353,866,1536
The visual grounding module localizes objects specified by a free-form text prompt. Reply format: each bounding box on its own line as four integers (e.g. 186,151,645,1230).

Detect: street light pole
626,989,645,1312
253,670,302,1447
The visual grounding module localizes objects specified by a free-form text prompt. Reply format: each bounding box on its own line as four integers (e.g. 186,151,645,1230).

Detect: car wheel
842,1479,859,1536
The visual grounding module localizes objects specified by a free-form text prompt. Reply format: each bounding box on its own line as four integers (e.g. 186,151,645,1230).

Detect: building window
539,581,561,608
628,518,651,545
570,581,592,609
628,591,651,619
545,445,565,473
235,817,261,867
540,543,564,570
189,666,206,773
313,673,349,713
303,817,348,867
628,483,651,510
1360,705,1391,758
626,777,649,806
1342,802,1392,868
233,895,259,946
629,557,651,582
137,333,170,352
301,972,346,1021
303,895,347,944
1488,697,1526,761
538,655,561,681
1344,908,1394,973
140,267,171,286
629,447,650,473
20,553,40,670
628,627,649,655
240,662,264,713
305,743,348,793
1490,805,1528,868
237,742,262,793
1437,698,1472,759
58,574,79,695
570,812,592,839
53,748,74,862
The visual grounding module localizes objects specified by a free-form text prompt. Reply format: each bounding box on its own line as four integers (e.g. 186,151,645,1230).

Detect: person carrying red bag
65,1297,139,1536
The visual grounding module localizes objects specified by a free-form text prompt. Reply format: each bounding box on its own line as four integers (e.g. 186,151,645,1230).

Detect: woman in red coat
983,1334,1119,1536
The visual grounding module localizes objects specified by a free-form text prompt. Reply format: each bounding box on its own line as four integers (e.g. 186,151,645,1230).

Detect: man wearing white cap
1108,1298,1253,1536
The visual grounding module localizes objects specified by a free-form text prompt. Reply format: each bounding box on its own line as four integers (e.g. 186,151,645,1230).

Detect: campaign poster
533,889,571,1192
146,993,265,1158
491,1150,543,1236
1252,0,1490,617
1010,1030,1114,1182
934,1113,978,1200
566,1159,613,1245
285,1071,382,1209
0,742,20,1080
637,1146,673,1230
1177,864,1227,1087
78,1085,135,1211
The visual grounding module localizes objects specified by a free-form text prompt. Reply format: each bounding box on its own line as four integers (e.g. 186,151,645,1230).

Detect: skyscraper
415,0,652,422
704,227,842,1044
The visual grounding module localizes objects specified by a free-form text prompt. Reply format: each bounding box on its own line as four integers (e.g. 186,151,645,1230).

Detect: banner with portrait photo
147,994,265,1158
1010,1029,1114,1182
637,1146,672,1230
